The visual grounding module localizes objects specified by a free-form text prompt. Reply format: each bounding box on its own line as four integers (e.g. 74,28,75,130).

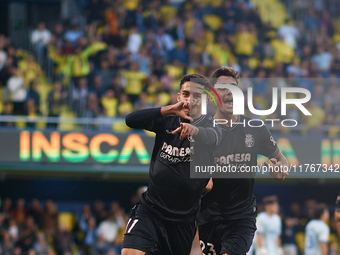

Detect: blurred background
0,0,339,254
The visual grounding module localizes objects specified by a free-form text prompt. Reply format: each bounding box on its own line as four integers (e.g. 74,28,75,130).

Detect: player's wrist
258,247,267,255
160,105,175,116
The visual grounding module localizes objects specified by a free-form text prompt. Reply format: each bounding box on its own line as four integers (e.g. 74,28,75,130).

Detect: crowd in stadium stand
0,195,338,255
0,0,339,130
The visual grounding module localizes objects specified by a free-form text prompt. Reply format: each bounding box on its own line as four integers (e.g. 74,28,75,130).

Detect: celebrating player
255,196,283,255
122,74,220,255
304,204,330,255
198,66,289,255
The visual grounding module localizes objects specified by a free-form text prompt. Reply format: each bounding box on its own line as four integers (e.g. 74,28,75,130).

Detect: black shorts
199,218,256,255
122,203,197,255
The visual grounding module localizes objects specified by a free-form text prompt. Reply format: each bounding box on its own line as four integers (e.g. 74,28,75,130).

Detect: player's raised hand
160,101,192,121
172,101,192,121
264,158,289,181
172,123,199,139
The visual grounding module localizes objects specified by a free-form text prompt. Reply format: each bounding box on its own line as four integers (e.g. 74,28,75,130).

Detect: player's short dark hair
313,204,327,219
179,74,209,91
211,66,240,85
263,195,278,205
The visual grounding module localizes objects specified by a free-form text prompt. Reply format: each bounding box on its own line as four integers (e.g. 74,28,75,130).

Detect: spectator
234,23,258,63
278,19,300,49
92,233,110,255
304,101,325,128
1,231,14,255
8,218,19,242
0,57,14,100
26,81,40,109
64,25,84,45
0,101,14,127
101,88,118,117
7,67,26,115
171,40,189,65
117,94,133,117
46,81,67,128
53,223,73,255
28,199,42,229
26,98,41,128
41,200,58,240
312,47,333,77
31,22,52,65
156,27,175,54
134,92,152,110
97,212,124,244
72,77,88,115
304,8,319,30
82,93,103,127
12,198,27,226
83,217,97,254
93,201,107,225
17,216,38,254
127,27,142,54
123,63,146,104
33,233,50,255
95,59,113,88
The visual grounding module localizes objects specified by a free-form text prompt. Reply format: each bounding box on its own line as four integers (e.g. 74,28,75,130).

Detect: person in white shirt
127,27,142,54
278,19,300,49
31,21,52,65
7,67,26,115
97,212,125,243
256,196,283,255
31,21,52,46
304,204,330,255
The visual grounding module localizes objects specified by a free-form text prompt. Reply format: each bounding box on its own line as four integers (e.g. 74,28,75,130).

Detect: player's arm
277,236,283,255
266,151,289,181
256,216,267,255
257,233,264,248
319,242,328,255
126,102,191,131
318,225,330,255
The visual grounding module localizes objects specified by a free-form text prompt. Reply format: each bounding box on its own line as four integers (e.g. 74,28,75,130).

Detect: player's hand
172,123,199,139
203,178,213,192
334,210,340,222
171,101,192,121
264,158,289,181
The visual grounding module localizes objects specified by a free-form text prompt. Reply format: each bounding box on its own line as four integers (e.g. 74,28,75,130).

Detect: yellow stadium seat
58,212,77,232
295,232,305,252
160,6,177,22
203,15,222,31
112,120,132,133
328,126,339,138
59,111,78,131
159,92,171,106
15,118,27,129
144,130,156,137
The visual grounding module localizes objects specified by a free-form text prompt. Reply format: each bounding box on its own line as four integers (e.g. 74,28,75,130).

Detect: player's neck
266,210,274,216
214,111,238,127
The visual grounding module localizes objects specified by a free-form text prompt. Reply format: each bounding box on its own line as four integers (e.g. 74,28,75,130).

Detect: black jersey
126,108,219,222
199,115,279,224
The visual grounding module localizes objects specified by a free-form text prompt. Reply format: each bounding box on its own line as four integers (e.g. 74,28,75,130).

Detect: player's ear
177,92,180,102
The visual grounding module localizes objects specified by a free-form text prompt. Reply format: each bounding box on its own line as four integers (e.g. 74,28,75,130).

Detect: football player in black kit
122,74,220,255
198,67,289,255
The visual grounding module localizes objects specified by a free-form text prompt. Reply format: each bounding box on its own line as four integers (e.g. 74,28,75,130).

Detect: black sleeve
258,125,280,158
125,107,164,133
195,126,222,146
